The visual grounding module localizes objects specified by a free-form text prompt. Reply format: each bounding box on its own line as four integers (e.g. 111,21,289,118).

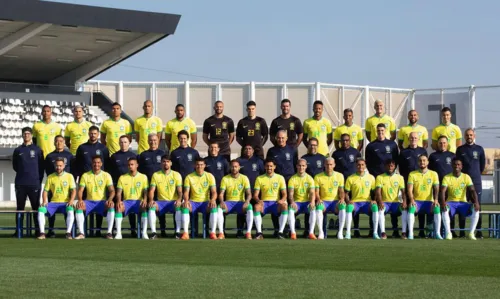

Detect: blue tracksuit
109,150,137,186
428,150,455,182
365,139,399,178
266,145,298,182
45,150,74,176
456,144,485,187
301,153,326,178
204,155,229,191
170,146,200,180
13,143,44,186
398,147,427,182
138,149,166,181
237,155,265,190
332,147,361,179
74,141,109,178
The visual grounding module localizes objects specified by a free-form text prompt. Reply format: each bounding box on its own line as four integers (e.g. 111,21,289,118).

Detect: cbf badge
203,181,208,187
169,179,174,185
364,181,370,187
321,125,326,132
184,125,189,131
238,184,243,190
285,153,290,160
290,122,295,130
120,126,125,131
427,178,432,184
63,181,68,187
50,129,55,135
96,150,101,156
255,122,261,131
334,181,338,187
136,182,141,188
222,122,227,129
217,162,222,170
30,150,35,158
82,129,87,134
316,160,322,168
385,146,391,153
273,182,278,188
187,154,193,161
394,182,399,187
473,151,478,159
151,123,156,129
252,163,257,171
156,156,161,163
446,157,451,165
349,154,354,162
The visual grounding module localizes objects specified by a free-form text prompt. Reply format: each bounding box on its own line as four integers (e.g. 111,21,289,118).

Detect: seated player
440,158,480,240
253,158,287,239
407,155,440,240
287,159,315,240
344,158,376,239
75,156,115,239
115,157,149,239
38,158,76,239
148,155,183,239
313,158,345,239
374,159,406,239
219,160,252,239
182,158,218,240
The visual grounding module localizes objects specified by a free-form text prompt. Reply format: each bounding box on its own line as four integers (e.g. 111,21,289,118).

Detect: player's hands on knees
410,200,416,207
147,201,155,209
77,200,85,210
208,200,216,209
116,201,124,211
219,201,227,211
67,200,75,207
42,201,48,207
309,201,315,210
401,201,407,209
378,202,384,210
277,199,287,206
175,200,182,208
290,201,298,211
242,201,249,211
140,200,148,209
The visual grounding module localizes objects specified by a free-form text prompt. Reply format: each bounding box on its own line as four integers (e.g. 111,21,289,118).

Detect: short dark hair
161,154,171,161
340,133,350,140
54,157,65,163
89,125,99,132
42,105,51,111
22,127,32,134
214,100,223,105
356,158,366,164
111,102,121,108
119,135,129,141
175,104,184,109
452,157,462,164
441,107,451,114
385,159,396,166
177,130,189,139
343,108,353,114
313,100,323,107
376,123,386,129
438,135,448,141
54,135,64,141
264,158,276,166
281,99,291,105
230,159,240,165
308,137,319,145
127,156,138,163
195,157,205,163
246,101,256,107
91,155,102,162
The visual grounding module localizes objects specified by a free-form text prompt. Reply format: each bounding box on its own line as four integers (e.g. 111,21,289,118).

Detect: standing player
171,130,201,180
182,158,217,240
253,159,287,239
269,99,303,148
333,108,363,151
344,159,376,239
440,158,480,240
203,101,235,162
219,160,253,239
431,107,462,153
365,100,396,142
237,145,265,191
303,101,333,156
165,104,197,152
287,159,315,240
407,155,441,239
64,106,92,156
148,155,183,239
236,101,269,159
74,126,109,179
374,160,406,239
134,100,163,155
115,157,149,239
456,128,485,238
75,156,115,240
332,134,361,179
429,136,455,182
12,127,44,237
33,105,62,158
398,132,427,182
138,134,166,181
267,130,298,182
314,158,345,239
38,158,76,239
100,102,132,155
301,138,326,178
397,110,429,150
365,124,399,178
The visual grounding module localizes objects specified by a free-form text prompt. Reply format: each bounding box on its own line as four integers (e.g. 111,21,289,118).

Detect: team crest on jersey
316,160,322,168
120,126,124,131
321,125,326,132
385,122,389,129
187,154,193,161
63,181,68,187
98,180,103,186
290,123,295,130
473,151,478,159
169,179,174,185
238,183,243,190
427,178,432,184
151,123,157,129
352,132,357,136
156,156,161,163
30,150,35,158
50,129,55,135
96,150,101,156
285,153,291,160
364,181,370,187
450,131,455,136
63,158,67,165
203,181,208,187
385,146,391,153
217,162,222,170
222,122,227,129
446,157,451,165
334,181,338,187
394,182,399,187
460,183,465,188
304,183,309,188
82,129,87,134
136,182,141,188
255,122,261,130
273,182,278,188
418,131,422,136
349,155,354,162
252,163,257,171
184,125,189,131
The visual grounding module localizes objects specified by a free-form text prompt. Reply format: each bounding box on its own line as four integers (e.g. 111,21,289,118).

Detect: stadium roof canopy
0,0,180,85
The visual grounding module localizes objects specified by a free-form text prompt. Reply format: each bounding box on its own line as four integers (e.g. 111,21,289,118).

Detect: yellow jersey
79,170,113,201
333,124,363,149
32,121,62,158
44,172,76,203
100,118,132,155
134,115,163,154
345,173,376,202
150,169,183,201
397,124,429,149
431,123,462,153
117,172,149,200
407,169,439,201
365,114,396,142
303,117,332,156
165,117,197,151
441,173,473,202
375,173,405,202
288,173,315,203
254,173,286,201
184,172,216,202
64,120,92,155
220,174,251,201
314,171,344,201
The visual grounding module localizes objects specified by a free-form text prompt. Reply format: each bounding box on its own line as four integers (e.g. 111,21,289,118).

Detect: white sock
209,210,217,234
246,209,253,233
38,211,45,234
115,214,123,235
66,210,74,234
278,212,288,233
308,211,316,235
408,212,415,237
316,210,324,236
148,209,157,233
175,210,182,233
76,211,85,235
378,210,385,234
469,210,479,235
217,208,224,234
372,210,379,235
434,212,442,237
141,213,148,237
288,209,296,234
442,211,450,236
346,212,352,236
182,212,190,233
401,211,408,233
106,209,115,234
338,210,346,237
254,212,262,233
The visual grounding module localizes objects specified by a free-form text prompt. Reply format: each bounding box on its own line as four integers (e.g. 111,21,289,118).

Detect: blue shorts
262,201,278,215
447,202,473,218
225,201,244,214
293,202,311,215
324,200,338,214
157,200,176,215
382,202,401,215
352,202,371,216
415,201,433,214
84,200,106,216
46,202,69,216
123,200,140,216
191,201,208,214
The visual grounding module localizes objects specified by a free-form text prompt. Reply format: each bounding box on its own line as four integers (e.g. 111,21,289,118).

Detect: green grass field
1,207,500,298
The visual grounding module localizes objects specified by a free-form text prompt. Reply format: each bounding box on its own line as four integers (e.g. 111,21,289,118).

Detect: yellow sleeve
370,176,376,190
220,177,227,191
308,176,315,189
254,177,261,190
125,121,132,135
339,174,345,188
397,127,404,141
56,125,62,135
314,176,320,189
431,127,439,141
133,119,139,133
99,121,107,134
165,121,172,135
365,118,372,133
357,127,364,141
69,175,76,189
345,177,352,192
117,176,123,190
333,128,341,141
208,174,216,187
455,126,463,140
183,176,190,189
441,176,449,187
389,118,396,132
43,176,51,192
422,127,429,141
150,174,158,187
64,124,71,138
375,175,383,188
157,118,164,132
303,120,309,135
189,119,197,134
79,174,87,187
243,176,251,190
466,175,473,187
407,173,414,185
175,172,183,187
105,173,113,187
326,120,332,134
32,123,38,139
398,176,405,189
287,177,295,189
432,172,439,186
143,176,149,189
279,176,286,190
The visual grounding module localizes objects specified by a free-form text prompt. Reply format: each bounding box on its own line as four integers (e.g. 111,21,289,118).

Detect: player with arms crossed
287,159,315,240
75,156,115,239
440,158,480,240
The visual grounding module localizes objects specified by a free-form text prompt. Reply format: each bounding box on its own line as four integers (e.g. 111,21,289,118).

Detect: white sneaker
142,233,149,240
337,233,344,240
318,232,324,240
114,233,122,240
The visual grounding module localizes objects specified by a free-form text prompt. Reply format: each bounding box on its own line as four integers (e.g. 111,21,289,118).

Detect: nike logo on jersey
84,152,88,154
19,153,23,155
211,124,215,127
374,149,379,151
406,157,411,159
243,126,247,128
176,156,181,158
274,155,278,157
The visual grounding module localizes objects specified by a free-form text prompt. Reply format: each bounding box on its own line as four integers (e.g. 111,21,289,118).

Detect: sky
46,0,500,146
